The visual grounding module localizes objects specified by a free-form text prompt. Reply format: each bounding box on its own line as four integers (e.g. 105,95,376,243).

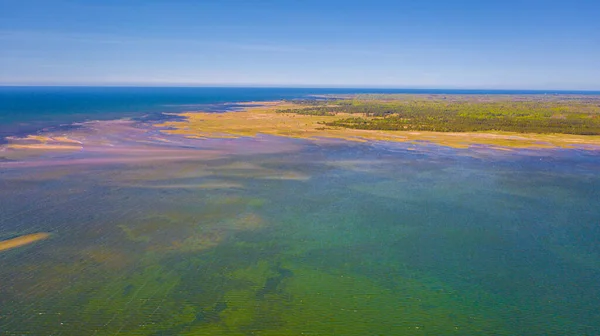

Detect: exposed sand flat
0,233,51,252
1,135,84,159
157,101,600,149
123,182,244,189
6,144,82,150
4,135,83,147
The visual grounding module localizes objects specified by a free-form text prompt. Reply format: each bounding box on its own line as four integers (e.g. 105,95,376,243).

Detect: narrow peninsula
158,95,600,149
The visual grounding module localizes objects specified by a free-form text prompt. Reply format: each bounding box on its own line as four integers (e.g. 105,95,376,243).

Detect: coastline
157,101,600,149
4,99,600,160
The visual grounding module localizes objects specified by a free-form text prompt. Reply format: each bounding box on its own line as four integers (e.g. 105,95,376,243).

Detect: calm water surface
1,135,599,335
1,88,599,335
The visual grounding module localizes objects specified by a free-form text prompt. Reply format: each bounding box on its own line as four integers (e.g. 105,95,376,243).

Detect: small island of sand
0,233,51,252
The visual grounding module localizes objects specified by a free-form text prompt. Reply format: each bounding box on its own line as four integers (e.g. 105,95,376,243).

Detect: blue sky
1,0,599,89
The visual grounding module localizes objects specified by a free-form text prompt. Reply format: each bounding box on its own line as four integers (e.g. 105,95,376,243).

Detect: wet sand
0,233,51,252
0,117,305,167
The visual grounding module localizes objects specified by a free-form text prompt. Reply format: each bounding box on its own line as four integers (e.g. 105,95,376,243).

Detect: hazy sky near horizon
1,0,599,89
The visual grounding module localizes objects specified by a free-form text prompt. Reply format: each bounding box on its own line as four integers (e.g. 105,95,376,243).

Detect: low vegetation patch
278,95,600,135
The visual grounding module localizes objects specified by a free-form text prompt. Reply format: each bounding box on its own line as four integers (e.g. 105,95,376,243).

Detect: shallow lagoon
1,122,600,335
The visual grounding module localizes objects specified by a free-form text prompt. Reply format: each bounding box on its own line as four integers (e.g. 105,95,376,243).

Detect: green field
278,95,600,135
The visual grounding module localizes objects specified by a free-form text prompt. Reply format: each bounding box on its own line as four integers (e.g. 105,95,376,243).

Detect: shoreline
4,100,600,159
157,101,600,149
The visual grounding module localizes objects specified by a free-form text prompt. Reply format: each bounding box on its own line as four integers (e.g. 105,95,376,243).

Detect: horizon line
1,84,600,93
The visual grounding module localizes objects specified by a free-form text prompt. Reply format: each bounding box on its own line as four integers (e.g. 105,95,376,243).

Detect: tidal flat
158,100,600,149
1,105,600,335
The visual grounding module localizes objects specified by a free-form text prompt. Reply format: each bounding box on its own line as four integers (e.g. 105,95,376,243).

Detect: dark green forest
279,95,600,135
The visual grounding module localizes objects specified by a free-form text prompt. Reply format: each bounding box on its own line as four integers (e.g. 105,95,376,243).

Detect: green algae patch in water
80,265,188,335
177,262,513,335
272,267,509,335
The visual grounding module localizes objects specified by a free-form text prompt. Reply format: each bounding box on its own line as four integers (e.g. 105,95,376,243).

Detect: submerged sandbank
0,233,51,252
157,101,600,149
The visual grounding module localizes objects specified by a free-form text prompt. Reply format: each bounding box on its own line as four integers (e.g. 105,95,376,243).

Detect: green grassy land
278,95,600,135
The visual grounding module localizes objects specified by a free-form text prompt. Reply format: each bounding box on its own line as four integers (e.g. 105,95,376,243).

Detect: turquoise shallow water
1,126,599,335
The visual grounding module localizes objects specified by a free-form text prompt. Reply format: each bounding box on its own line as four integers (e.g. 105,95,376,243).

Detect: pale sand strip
0,233,51,252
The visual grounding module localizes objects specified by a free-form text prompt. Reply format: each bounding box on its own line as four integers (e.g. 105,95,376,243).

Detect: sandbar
157,101,600,149
0,233,51,252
